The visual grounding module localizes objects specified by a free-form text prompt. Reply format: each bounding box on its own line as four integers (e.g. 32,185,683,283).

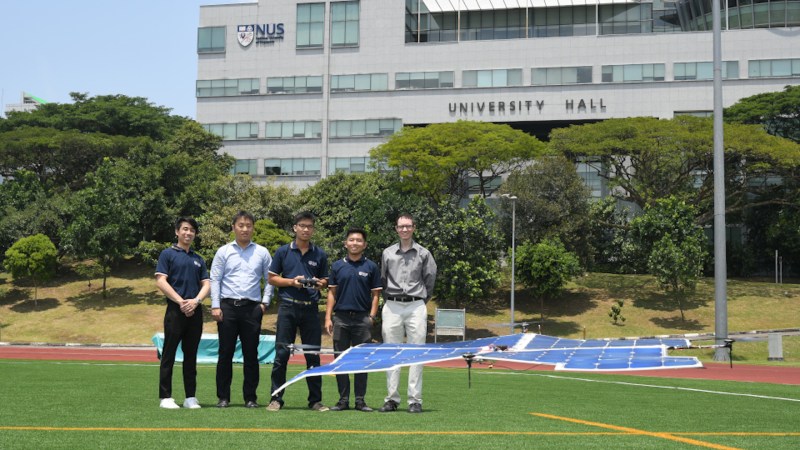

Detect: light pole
501,194,518,335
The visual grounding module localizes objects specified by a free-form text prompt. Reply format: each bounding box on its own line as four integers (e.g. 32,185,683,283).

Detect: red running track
1,345,797,385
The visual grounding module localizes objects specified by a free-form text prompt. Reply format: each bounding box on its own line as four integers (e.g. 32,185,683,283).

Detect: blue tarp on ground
152,333,275,364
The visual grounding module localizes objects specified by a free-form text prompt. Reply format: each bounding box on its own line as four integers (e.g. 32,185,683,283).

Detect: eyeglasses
395,225,414,230
295,224,315,230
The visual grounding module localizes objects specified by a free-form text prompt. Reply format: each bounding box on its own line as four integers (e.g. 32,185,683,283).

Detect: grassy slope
0,261,797,364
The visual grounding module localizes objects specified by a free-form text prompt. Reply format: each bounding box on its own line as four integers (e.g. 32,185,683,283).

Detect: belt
222,298,258,307
335,310,368,317
385,296,422,303
282,297,317,306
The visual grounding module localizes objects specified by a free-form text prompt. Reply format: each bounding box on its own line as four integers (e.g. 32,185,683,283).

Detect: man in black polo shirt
155,217,210,409
325,227,381,412
267,211,329,412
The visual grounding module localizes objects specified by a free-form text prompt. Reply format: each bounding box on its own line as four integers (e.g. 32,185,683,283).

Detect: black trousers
159,302,203,399
332,312,372,402
270,301,323,406
216,300,263,403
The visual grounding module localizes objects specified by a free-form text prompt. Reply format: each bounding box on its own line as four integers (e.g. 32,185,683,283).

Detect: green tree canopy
549,115,800,224
497,155,591,263
724,85,800,143
515,238,582,324
4,233,58,303
371,121,545,203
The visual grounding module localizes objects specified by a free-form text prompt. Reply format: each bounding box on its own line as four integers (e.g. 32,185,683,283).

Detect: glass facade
297,3,325,48
331,73,388,92
674,61,739,80
328,157,373,174
196,78,260,97
267,76,323,94
532,67,593,85
395,71,454,89
676,0,800,31
329,119,402,138
198,26,225,53
331,1,360,47
601,64,666,82
265,158,321,176
203,123,259,140
233,159,258,175
265,121,322,139
748,58,800,78
463,69,523,87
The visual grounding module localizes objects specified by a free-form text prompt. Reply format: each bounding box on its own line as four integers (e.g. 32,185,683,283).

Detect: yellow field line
533,413,741,450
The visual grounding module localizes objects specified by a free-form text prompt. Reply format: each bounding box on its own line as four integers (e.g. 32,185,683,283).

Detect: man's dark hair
294,211,316,225
345,227,367,241
396,213,415,225
231,211,255,227
175,216,199,233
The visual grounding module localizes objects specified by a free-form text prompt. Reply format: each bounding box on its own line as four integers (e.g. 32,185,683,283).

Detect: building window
575,159,605,199
395,71,454,89
674,62,739,80
329,119,402,138
463,69,523,87
532,67,592,85
265,121,322,139
266,76,323,94
331,1,359,47
331,73,388,92
297,3,325,48
265,158,321,176
196,78,260,97
233,159,257,175
198,26,225,53
598,4,652,35
529,6,596,38
601,64,665,83
203,123,259,140
748,59,800,78
328,157,374,174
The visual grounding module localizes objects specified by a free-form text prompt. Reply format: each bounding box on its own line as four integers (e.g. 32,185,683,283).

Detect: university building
197,0,800,192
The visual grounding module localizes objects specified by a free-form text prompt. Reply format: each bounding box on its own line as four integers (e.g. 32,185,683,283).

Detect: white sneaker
160,398,180,409
183,397,201,409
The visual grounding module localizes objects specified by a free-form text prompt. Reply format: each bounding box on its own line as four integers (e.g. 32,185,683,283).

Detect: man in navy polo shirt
267,211,330,412
155,216,210,410
325,227,381,412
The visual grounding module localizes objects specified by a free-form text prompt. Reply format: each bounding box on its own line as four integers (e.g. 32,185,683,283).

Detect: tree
648,233,707,322
4,234,58,305
425,197,504,308
549,116,800,224
60,158,158,296
252,219,292,253
371,121,545,203
515,238,582,325
725,85,800,143
497,155,592,264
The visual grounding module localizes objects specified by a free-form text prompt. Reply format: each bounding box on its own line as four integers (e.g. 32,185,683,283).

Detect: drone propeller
277,342,336,355
489,321,541,334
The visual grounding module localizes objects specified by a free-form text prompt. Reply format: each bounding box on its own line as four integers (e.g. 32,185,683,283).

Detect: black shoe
216,399,230,408
378,400,398,412
330,400,349,411
245,400,259,409
355,401,373,412
408,402,422,413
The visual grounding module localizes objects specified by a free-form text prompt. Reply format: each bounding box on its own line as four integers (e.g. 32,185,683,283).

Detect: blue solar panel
270,333,703,397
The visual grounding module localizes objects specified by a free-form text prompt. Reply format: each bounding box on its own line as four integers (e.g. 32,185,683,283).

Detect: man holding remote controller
267,211,330,412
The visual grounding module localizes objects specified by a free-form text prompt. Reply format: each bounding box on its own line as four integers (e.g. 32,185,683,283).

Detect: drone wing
271,333,702,396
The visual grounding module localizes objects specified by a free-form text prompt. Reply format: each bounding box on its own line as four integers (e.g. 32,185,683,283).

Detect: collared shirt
269,240,328,302
329,256,382,313
381,240,437,300
210,240,273,308
155,245,209,300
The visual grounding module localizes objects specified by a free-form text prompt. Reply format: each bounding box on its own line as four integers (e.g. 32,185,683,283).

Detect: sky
0,0,249,119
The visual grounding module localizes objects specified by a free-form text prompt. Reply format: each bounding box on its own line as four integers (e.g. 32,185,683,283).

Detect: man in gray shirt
378,213,437,414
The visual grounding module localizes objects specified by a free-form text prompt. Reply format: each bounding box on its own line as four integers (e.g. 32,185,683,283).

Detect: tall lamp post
501,194,518,335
